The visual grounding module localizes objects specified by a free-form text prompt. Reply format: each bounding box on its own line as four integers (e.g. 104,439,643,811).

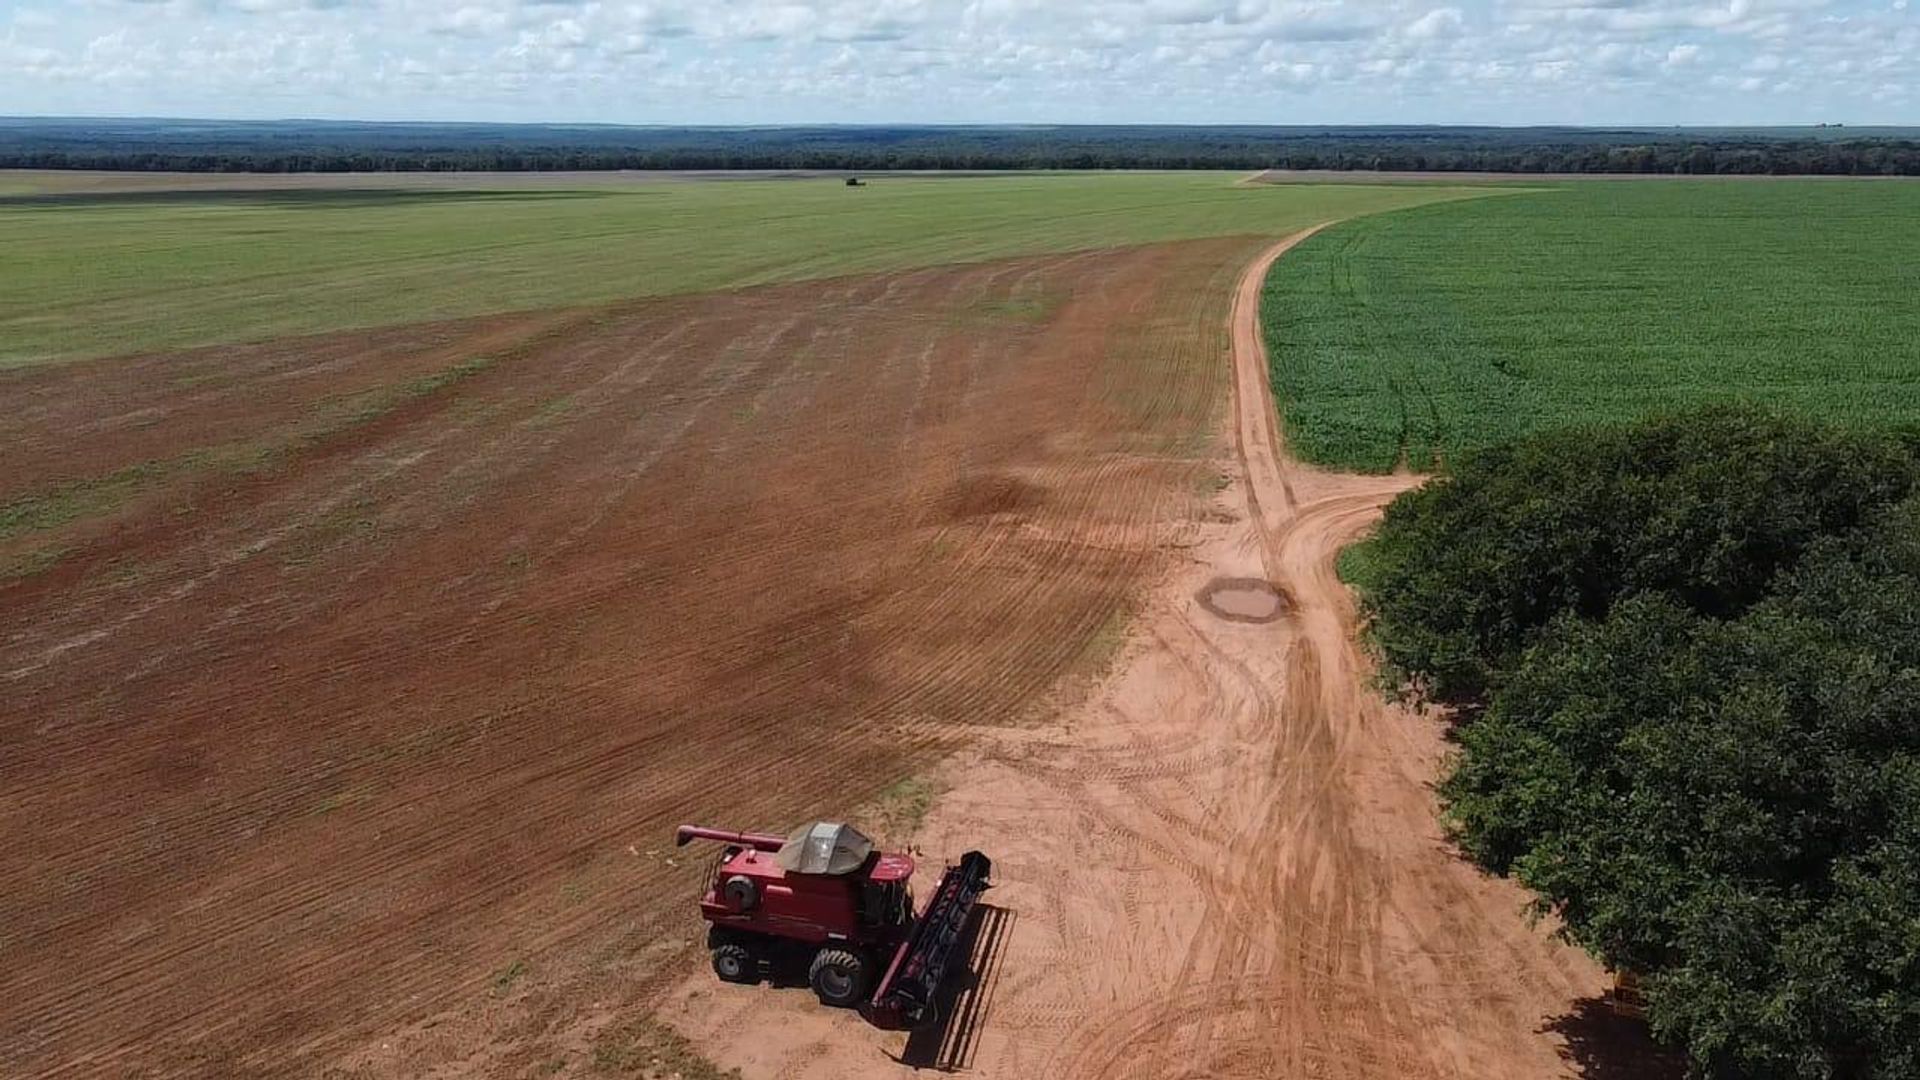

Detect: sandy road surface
667,231,1616,1078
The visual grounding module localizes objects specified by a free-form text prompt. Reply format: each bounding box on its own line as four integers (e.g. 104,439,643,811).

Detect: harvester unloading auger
675,821,992,1030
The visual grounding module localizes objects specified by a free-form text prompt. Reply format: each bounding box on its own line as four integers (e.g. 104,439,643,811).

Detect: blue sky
0,1,1913,125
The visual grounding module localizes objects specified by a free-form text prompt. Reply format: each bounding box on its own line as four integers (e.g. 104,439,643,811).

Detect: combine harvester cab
675,821,991,1030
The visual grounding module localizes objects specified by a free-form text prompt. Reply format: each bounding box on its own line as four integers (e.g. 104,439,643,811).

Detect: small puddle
1196,577,1290,625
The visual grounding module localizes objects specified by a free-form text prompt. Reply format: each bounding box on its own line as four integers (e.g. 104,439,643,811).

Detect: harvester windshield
776,821,874,876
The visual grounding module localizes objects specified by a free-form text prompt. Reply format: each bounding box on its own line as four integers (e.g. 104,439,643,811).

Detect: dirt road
667,231,1615,1078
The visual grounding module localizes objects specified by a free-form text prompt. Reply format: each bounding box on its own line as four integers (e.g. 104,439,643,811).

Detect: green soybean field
1263,181,1920,472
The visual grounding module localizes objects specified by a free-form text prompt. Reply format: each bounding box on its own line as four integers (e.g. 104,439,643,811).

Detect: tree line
1350,406,1920,1078
2,120,1918,175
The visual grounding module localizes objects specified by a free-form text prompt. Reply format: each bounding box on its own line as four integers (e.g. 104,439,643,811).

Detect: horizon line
1,115,1905,133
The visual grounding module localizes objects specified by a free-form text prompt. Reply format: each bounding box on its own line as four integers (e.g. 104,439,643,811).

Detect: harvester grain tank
675,821,991,1030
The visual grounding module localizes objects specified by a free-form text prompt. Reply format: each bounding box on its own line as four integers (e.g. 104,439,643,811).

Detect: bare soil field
663,233,1666,1079
0,238,1258,1077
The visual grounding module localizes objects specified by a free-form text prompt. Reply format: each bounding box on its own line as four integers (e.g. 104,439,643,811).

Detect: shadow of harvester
894,903,1016,1072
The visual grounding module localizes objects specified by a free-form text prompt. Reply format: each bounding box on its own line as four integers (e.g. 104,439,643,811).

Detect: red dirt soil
0,239,1263,1077
662,232,1638,1079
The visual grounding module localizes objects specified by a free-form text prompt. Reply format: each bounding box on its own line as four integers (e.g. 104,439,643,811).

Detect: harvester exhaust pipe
674,824,787,852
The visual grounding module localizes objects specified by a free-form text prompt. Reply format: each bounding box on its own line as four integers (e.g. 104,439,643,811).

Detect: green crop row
1263,180,1920,472
0,173,1494,368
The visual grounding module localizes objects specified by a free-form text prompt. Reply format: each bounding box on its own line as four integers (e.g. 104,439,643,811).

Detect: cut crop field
1263,180,1920,471
0,172,1490,367
0,214,1285,1074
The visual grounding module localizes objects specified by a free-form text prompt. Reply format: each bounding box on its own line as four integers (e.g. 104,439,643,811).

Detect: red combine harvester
675,821,991,1030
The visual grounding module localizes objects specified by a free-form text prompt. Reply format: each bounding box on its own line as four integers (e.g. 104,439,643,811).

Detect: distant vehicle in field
675,821,990,1030
845,177,865,186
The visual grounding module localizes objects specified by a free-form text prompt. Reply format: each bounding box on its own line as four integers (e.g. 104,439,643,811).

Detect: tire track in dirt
665,231,1611,1079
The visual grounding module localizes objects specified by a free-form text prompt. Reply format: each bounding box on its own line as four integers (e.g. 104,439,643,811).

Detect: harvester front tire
808,948,869,1008
711,942,756,984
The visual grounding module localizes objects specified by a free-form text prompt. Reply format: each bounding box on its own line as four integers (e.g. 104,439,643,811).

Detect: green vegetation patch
869,775,943,840
1,544,69,582
0,175,1492,366
1079,602,1137,677
1355,408,1920,1078
1264,181,1920,471
0,459,172,541
589,1017,740,1078
490,958,528,995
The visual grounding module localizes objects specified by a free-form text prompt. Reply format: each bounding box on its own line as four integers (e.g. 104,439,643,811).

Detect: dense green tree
1356,407,1917,700
1365,412,1920,1077
1444,531,1920,1076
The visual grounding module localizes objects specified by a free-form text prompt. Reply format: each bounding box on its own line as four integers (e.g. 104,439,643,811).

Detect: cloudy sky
1,0,1914,126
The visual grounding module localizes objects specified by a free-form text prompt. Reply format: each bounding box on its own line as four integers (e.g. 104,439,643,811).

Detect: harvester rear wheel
808,948,869,1008
711,942,757,984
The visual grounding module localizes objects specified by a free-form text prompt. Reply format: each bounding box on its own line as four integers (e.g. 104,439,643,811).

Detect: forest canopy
1351,407,1920,1078
2,119,1918,175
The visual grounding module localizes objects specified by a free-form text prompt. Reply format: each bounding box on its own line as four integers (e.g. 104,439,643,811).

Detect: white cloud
0,0,1910,123
430,6,510,38
1406,7,1467,39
